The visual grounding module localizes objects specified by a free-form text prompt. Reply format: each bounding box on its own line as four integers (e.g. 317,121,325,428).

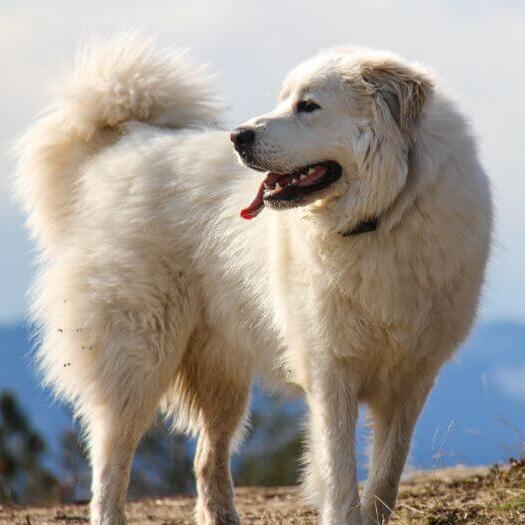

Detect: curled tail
14,32,222,248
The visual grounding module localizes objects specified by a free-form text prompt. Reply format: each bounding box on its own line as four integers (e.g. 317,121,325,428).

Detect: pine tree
0,392,59,503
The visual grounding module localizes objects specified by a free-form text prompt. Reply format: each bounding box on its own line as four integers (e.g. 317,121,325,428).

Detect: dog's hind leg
88,396,157,525
174,333,251,525
85,327,188,525
361,377,434,525
81,285,198,525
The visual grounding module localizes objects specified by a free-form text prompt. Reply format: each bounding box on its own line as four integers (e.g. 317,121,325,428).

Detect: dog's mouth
241,161,342,220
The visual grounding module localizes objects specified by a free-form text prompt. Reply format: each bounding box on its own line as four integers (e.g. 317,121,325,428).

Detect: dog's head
232,48,433,231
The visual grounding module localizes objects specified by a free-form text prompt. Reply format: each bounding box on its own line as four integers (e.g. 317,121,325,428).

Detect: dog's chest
269,225,434,364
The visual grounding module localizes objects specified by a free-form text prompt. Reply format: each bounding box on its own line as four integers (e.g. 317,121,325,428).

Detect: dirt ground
2,458,524,524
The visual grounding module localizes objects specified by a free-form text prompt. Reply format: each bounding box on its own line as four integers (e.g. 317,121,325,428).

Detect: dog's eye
297,100,321,113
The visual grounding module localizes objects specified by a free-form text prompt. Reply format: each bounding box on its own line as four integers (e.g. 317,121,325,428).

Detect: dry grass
391,457,525,524
0,459,523,524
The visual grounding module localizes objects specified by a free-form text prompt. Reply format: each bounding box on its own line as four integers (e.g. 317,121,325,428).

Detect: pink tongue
241,172,282,220
240,183,265,220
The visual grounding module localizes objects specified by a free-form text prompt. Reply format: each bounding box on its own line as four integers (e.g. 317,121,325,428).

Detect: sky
0,0,524,324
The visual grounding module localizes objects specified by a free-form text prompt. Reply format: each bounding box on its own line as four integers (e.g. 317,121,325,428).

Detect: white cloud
494,367,525,401
1,0,524,322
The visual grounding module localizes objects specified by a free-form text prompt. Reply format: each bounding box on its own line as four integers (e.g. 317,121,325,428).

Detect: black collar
341,217,378,237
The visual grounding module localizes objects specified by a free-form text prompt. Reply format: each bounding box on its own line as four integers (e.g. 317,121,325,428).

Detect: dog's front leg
361,377,434,525
305,367,362,525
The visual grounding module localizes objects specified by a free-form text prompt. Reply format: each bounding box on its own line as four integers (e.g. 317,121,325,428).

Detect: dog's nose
230,127,255,147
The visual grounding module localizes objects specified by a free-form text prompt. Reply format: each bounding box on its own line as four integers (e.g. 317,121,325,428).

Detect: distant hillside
413,320,525,470
0,324,70,469
0,320,524,479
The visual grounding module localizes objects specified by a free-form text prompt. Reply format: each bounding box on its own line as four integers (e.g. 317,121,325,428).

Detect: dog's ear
362,60,432,130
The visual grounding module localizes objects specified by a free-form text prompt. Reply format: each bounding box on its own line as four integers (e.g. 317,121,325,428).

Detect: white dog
15,33,492,525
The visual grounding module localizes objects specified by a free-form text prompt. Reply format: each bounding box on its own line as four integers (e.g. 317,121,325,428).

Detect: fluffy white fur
15,33,492,525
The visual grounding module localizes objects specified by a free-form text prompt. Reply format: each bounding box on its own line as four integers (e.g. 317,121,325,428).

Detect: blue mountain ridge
0,320,524,479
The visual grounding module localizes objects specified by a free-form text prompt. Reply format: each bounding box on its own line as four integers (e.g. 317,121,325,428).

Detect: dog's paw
195,501,241,525
90,506,127,525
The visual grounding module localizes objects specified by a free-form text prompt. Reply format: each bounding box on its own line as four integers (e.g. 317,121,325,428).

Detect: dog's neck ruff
340,217,378,237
